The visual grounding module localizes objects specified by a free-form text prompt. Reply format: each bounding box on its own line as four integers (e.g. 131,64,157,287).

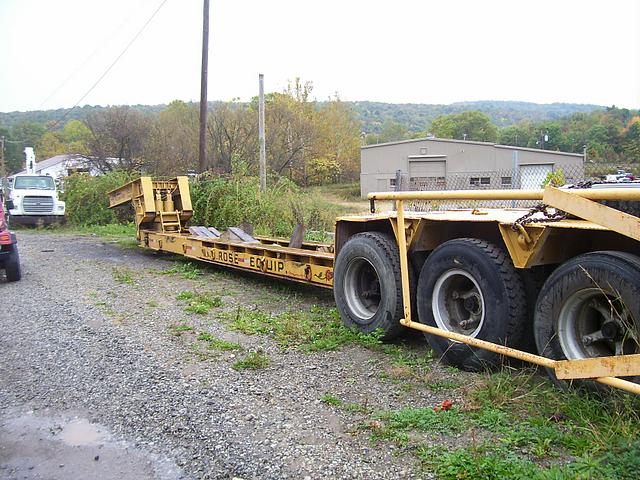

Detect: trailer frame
109,176,640,394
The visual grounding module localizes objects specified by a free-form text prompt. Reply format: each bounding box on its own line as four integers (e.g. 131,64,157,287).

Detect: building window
470,177,491,187
501,176,512,186
389,178,397,187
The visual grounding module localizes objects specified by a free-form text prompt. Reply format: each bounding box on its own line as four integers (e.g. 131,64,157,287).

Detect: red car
0,198,21,282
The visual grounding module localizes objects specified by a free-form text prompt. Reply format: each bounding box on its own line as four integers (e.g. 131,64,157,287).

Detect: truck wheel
333,232,406,340
417,238,526,371
5,248,21,282
534,251,640,388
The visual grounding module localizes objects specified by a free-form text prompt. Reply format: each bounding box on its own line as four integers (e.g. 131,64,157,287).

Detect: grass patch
321,394,343,406
357,368,640,479
162,261,203,280
232,350,270,370
169,322,194,336
374,406,467,436
116,238,140,249
224,305,384,351
197,332,242,351
111,266,135,285
177,291,223,315
33,222,138,238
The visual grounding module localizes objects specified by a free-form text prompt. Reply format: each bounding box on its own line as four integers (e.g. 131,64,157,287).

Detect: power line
52,0,169,128
37,2,142,110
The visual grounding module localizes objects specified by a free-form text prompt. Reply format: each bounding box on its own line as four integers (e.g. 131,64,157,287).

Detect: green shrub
63,171,135,225
190,173,347,237
541,169,566,188
63,169,352,236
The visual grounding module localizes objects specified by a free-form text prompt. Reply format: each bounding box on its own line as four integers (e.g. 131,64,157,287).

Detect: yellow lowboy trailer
110,177,640,394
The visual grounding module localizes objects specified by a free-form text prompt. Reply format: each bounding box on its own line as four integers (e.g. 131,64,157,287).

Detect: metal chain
512,203,567,231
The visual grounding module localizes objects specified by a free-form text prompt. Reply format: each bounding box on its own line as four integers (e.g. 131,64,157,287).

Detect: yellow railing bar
393,198,640,396
370,187,640,202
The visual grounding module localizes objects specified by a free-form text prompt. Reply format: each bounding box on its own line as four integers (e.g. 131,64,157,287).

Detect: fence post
511,150,519,207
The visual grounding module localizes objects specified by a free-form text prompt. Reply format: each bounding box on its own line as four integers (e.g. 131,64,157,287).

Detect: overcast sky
0,0,638,113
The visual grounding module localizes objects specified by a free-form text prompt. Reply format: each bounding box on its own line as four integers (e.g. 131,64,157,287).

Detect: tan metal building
360,137,585,197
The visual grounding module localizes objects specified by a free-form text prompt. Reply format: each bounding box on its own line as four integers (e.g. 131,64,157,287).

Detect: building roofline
361,137,494,149
362,136,584,157
493,144,584,157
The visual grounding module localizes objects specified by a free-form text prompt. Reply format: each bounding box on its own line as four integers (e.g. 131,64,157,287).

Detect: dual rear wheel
334,233,640,386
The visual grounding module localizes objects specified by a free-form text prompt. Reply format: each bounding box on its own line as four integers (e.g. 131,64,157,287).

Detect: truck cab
7,173,66,225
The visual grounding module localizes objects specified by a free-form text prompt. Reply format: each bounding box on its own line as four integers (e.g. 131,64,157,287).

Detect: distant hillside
0,100,603,134
349,100,604,134
0,104,168,128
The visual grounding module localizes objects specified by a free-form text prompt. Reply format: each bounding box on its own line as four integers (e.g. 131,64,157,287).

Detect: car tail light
0,233,10,242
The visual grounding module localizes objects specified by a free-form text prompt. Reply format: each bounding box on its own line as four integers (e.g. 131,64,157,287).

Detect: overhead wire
37,2,143,110
52,0,169,129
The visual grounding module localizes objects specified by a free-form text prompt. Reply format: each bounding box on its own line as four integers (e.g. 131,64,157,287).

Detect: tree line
1,83,638,182
1,81,361,185
365,107,640,163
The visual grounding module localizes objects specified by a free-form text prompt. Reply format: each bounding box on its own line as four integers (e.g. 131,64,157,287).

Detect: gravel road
1,232,465,480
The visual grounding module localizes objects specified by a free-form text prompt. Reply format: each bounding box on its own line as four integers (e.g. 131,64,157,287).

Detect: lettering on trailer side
197,245,330,284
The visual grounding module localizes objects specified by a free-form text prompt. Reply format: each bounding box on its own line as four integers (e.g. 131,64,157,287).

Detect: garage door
520,164,553,189
409,160,446,190
410,160,446,177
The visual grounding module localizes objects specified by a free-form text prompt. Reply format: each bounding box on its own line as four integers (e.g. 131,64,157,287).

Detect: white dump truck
7,148,66,225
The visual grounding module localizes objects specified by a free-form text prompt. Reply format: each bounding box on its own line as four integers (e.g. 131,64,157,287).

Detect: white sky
0,0,638,112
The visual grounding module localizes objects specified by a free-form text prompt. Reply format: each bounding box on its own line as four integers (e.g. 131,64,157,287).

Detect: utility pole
0,136,5,178
0,136,6,199
198,0,210,173
258,74,266,192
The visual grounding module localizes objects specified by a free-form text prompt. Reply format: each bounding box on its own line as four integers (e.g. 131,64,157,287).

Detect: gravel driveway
1,232,462,480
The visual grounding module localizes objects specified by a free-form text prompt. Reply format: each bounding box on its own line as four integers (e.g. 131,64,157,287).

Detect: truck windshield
13,176,55,190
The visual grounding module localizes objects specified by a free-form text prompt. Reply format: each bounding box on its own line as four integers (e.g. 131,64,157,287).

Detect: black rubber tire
417,238,527,371
600,200,640,218
534,251,640,389
333,232,407,340
519,266,550,354
5,247,21,282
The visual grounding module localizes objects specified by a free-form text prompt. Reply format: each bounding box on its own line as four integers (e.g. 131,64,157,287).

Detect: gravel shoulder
1,231,473,480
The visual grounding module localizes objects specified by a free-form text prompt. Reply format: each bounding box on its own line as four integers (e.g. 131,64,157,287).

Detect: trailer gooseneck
109,177,640,394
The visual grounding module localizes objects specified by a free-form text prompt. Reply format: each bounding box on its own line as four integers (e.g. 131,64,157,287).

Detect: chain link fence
393,163,639,211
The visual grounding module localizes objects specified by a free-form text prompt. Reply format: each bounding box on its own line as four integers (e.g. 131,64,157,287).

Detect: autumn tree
145,100,199,175
36,120,91,159
261,80,317,183
207,100,258,173
313,97,361,181
622,116,640,161
85,106,150,173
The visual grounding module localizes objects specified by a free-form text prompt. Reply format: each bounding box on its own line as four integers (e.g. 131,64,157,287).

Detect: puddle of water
59,418,104,446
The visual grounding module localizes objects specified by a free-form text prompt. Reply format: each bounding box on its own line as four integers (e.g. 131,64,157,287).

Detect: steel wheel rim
432,269,485,338
343,257,381,322
558,287,639,359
